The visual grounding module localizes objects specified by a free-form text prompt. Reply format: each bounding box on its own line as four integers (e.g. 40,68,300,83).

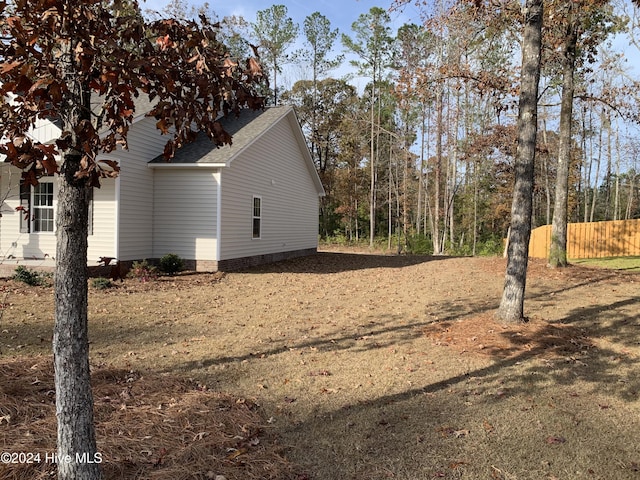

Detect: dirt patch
1,250,640,479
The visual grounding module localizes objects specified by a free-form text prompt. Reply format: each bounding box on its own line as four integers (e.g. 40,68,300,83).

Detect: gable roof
149,105,325,196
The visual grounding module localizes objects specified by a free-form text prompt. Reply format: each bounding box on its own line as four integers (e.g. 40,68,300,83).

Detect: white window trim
19,177,97,236
31,178,55,234
252,195,262,240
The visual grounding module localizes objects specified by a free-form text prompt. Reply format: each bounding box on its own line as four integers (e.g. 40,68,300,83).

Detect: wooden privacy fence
529,219,640,259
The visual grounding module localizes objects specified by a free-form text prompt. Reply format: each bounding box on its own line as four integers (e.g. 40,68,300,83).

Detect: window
252,196,261,239
32,180,54,232
17,179,94,234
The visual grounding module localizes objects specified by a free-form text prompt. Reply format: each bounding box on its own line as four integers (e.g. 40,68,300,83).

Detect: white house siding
87,179,116,262
152,168,219,261
29,117,62,144
0,166,57,260
0,167,116,262
220,115,319,261
117,116,166,261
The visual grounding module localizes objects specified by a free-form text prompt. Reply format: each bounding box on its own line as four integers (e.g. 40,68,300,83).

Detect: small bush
127,260,158,282
476,236,504,256
13,266,43,286
405,234,433,255
158,253,184,275
91,277,113,290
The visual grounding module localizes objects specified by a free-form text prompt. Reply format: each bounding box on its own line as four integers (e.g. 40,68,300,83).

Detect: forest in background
155,0,640,256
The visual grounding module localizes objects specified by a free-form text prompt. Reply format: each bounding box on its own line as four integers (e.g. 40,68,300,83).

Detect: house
0,105,325,272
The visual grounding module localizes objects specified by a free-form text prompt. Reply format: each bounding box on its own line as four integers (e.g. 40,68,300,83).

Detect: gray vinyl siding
117,117,165,261
220,115,319,261
152,169,219,261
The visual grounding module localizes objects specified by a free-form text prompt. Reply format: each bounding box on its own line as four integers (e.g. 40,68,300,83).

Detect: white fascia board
147,162,226,169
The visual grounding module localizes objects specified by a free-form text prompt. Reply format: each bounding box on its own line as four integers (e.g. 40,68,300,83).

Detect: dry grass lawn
1,248,640,479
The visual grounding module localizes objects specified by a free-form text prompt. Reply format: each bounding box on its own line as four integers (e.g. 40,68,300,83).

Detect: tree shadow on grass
276,290,640,479
238,251,451,274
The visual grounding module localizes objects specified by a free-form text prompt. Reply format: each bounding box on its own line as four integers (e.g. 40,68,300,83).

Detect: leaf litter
2,251,640,479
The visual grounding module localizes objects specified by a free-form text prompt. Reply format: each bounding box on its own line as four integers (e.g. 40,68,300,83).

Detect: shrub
405,234,433,255
158,253,184,275
13,266,43,286
91,277,113,290
476,236,504,256
127,260,158,282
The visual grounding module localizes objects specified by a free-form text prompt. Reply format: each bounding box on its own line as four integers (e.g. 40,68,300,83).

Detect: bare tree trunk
433,85,443,255
473,158,479,256
540,114,552,225
388,156,393,251
582,107,591,223
54,163,100,480
54,36,101,480
614,128,620,220
496,0,542,323
589,110,603,222
369,78,376,247
603,113,612,221
403,140,409,247
416,108,426,234
626,172,636,220
549,13,577,268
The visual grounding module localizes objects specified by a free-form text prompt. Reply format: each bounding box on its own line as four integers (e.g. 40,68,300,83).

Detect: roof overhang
147,162,226,169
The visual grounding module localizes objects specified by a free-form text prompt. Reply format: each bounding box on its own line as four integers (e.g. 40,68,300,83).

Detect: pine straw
0,357,304,480
423,312,594,360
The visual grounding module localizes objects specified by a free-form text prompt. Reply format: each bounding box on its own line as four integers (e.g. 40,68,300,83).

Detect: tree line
192,1,640,256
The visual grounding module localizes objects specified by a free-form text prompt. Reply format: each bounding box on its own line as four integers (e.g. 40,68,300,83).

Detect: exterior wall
88,178,117,262
29,117,62,144
0,165,116,262
219,115,319,261
117,116,166,261
152,168,219,261
0,166,56,259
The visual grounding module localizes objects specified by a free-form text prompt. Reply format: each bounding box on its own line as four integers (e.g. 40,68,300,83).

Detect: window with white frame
18,179,95,234
32,180,54,232
252,196,261,239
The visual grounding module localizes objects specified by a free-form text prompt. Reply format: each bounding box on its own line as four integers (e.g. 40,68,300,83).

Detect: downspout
114,176,121,260
216,170,222,264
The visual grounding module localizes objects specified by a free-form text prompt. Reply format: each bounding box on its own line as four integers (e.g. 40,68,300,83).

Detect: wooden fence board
529,219,640,259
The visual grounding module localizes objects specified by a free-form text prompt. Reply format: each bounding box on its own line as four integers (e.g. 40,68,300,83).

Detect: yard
1,249,640,479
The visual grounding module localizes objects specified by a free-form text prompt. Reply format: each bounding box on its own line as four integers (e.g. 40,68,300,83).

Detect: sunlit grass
570,256,640,272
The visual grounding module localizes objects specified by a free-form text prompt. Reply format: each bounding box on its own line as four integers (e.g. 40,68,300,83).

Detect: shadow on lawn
279,292,640,479
238,251,451,274
165,312,429,372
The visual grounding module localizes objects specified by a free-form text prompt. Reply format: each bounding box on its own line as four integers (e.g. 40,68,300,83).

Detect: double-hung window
252,196,261,239
32,180,54,232
20,178,55,234
18,179,94,234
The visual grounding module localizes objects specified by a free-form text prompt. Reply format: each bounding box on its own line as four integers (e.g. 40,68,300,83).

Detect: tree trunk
53,33,101,478
433,85,443,255
549,13,577,268
496,0,542,323
369,79,377,248
589,110,603,222
54,156,101,480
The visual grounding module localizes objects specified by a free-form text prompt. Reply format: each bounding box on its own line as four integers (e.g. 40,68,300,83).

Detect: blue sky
138,1,640,100
141,0,420,90
141,0,418,34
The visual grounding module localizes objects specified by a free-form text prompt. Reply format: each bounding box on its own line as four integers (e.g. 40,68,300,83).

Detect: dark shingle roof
149,106,291,165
